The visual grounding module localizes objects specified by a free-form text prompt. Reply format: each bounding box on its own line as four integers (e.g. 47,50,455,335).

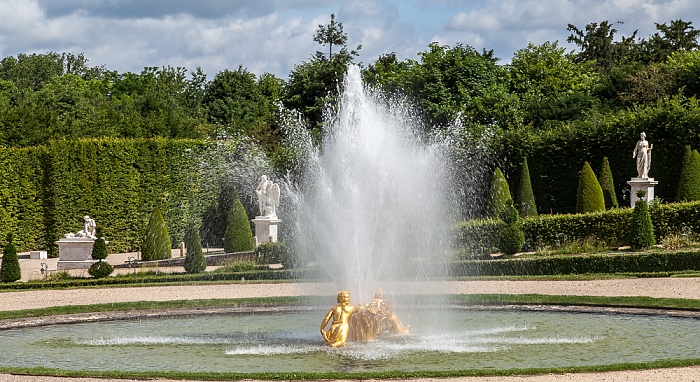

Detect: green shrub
88,260,114,278
0,233,21,282
453,219,504,257
630,193,655,249
142,207,172,261
255,241,288,266
515,157,537,217
499,200,524,255
224,196,254,253
486,167,512,218
576,161,605,213
676,147,700,201
598,157,618,209
91,227,108,261
183,222,206,274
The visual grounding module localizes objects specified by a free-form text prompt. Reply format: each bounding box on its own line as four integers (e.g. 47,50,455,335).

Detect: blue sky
0,0,697,80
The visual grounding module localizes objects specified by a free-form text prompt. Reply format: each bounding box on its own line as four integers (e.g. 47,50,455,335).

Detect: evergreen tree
676,147,700,201
630,191,655,249
515,157,538,217
0,233,20,282
183,221,206,274
499,199,524,255
576,162,606,213
486,167,512,218
88,226,113,278
598,156,619,209
224,196,254,253
142,207,172,260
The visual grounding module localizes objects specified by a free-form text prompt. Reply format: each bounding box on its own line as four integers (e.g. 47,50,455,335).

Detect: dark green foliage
142,207,172,261
255,241,289,267
88,260,113,278
576,162,606,213
0,233,20,282
499,200,524,255
676,147,700,201
224,196,254,253
91,228,108,261
486,167,512,218
183,222,206,274
515,158,537,217
630,194,655,249
598,157,618,209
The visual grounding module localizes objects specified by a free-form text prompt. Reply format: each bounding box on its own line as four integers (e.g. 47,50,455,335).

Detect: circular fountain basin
2,307,700,374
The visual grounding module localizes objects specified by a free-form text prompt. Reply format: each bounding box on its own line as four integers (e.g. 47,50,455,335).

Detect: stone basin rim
2,302,699,330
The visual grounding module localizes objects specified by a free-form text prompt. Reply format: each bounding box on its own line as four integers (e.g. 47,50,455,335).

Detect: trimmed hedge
515,158,537,217
486,167,511,218
576,161,605,213
598,157,618,209
451,250,700,276
676,147,700,201
224,196,254,253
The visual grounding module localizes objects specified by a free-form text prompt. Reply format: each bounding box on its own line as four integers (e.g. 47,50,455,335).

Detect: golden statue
321,289,409,347
320,290,359,347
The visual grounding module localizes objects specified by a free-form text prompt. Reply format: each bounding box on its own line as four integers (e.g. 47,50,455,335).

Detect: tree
598,157,619,209
576,162,606,213
630,190,655,249
515,157,537,217
499,200,524,255
88,226,113,278
142,207,172,261
486,167,512,218
224,196,254,253
0,233,20,282
642,19,700,63
183,221,206,274
676,147,700,201
567,20,638,72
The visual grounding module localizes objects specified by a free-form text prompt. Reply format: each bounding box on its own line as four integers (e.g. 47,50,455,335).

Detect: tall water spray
288,66,456,300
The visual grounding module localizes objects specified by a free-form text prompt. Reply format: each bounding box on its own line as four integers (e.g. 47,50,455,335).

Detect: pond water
2,308,699,373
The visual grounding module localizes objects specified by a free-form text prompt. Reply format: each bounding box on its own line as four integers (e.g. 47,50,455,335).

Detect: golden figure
321,289,410,346
320,290,359,347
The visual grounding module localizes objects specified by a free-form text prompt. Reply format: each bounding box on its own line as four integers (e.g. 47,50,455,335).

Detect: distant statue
255,175,280,217
64,215,97,239
365,288,410,335
320,290,360,347
633,132,653,178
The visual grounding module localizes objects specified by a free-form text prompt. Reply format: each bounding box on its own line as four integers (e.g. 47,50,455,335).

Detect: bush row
455,200,700,253
450,250,700,276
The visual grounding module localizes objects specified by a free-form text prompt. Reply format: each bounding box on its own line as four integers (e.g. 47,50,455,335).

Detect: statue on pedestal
255,175,280,218
633,132,653,178
64,215,97,239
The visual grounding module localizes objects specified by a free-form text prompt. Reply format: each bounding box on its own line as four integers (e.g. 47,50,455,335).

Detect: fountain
2,66,700,379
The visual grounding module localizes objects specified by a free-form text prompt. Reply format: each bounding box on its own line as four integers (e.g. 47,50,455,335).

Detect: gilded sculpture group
320,289,410,347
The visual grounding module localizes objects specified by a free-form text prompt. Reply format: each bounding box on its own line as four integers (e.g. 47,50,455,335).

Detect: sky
0,0,698,80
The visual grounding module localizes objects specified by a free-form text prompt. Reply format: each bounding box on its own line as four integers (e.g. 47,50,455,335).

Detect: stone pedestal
29,251,47,259
627,177,658,208
252,216,281,246
56,238,96,270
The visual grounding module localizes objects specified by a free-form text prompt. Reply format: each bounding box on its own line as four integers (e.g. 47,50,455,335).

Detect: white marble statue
632,132,653,178
64,215,97,239
256,175,280,217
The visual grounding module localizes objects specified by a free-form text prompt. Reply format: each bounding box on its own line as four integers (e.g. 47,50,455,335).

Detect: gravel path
1,278,700,382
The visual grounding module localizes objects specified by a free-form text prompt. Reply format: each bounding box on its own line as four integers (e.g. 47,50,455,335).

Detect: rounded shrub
88,260,114,278
487,167,512,218
0,233,21,282
576,161,605,213
598,156,618,209
224,196,254,253
142,207,172,261
499,200,524,255
91,227,108,261
515,157,537,217
183,222,206,274
255,241,288,266
630,191,655,249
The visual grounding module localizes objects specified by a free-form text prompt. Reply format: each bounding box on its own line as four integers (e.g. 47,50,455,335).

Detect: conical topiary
598,157,618,209
515,157,537,217
499,199,524,255
630,190,655,249
676,147,700,201
576,162,606,213
142,207,172,261
0,233,20,283
183,221,206,274
224,195,254,253
486,167,512,218
88,227,113,278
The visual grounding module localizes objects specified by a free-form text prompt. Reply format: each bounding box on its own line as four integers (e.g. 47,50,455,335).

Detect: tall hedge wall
0,138,234,255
